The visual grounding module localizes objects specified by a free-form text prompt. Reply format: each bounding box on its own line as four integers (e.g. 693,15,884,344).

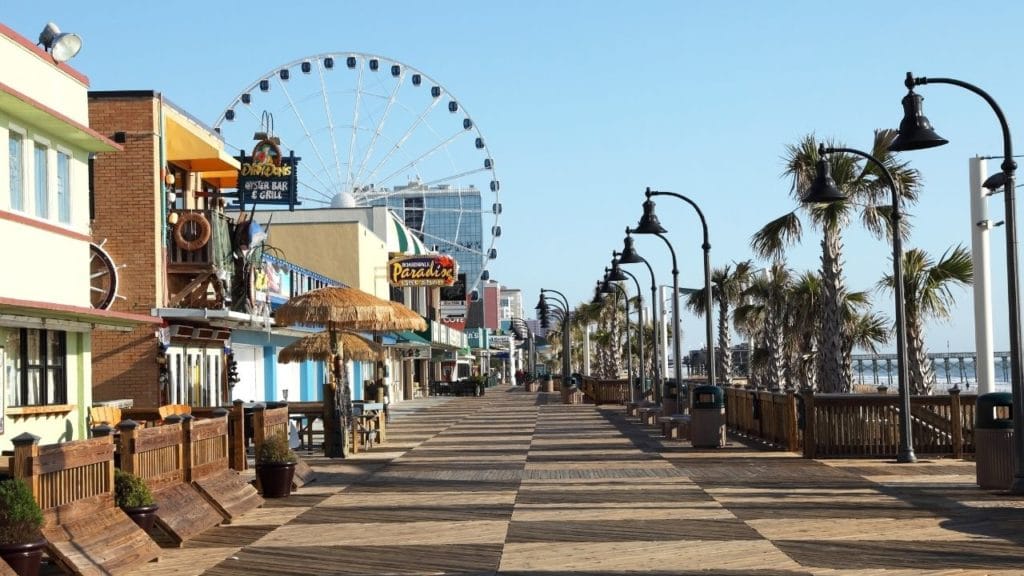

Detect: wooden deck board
129,386,1024,575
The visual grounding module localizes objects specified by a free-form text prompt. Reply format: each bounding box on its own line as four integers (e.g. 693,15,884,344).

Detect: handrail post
180,414,195,482
117,420,141,475
950,387,963,459
785,388,799,453
802,389,817,459
11,432,40,497
231,400,246,471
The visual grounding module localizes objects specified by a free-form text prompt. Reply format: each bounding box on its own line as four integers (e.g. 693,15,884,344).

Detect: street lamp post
890,72,1022,485
609,257,645,404
619,231,662,403
638,188,716,390
540,288,572,389
805,143,916,464
536,297,566,379
509,317,535,379
600,277,633,395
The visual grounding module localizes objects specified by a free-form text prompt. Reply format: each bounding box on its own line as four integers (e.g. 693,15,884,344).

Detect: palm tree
685,260,754,383
734,263,793,389
840,289,891,385
751,129,922,392
786,271,822,390
878,246,973,394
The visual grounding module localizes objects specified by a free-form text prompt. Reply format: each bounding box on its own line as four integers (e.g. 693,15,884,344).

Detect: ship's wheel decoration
89,240,123,309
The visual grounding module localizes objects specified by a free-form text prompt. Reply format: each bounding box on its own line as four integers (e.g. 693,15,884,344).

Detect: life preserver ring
173,212,211,252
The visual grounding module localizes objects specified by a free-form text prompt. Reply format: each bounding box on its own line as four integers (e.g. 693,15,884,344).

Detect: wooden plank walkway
109,387,1024,575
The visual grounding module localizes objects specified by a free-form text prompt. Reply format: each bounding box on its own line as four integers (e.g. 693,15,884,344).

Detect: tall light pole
890,72,1021,485
639,188,716,389
510,317,535,379
609,256,645,404
599,277,633,392
805,143,916,464
619,231,662,403
540,289,571,388
631,205,684,411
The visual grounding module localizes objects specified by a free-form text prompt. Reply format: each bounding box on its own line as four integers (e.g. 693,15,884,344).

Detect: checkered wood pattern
129,389,1024,575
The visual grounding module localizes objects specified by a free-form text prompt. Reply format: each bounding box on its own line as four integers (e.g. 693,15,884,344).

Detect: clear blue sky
9,1,1024,354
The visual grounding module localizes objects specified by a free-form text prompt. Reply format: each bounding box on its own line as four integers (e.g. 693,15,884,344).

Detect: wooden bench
11,433,160,575
118,416,224,546
637,406,662,426
158,403,192,421
88,405,122,436
657,414,691,440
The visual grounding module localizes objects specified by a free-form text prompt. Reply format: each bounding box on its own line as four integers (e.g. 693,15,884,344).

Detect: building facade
0,23,156,451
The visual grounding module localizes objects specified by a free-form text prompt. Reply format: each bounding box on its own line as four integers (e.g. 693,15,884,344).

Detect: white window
165,344,224,407
8,131,24,211
34,143,48,219
57,150,70,224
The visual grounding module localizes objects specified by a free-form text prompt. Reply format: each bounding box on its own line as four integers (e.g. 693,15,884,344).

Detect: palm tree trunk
906,312,935,395
717,300,732,383
818,229,848,392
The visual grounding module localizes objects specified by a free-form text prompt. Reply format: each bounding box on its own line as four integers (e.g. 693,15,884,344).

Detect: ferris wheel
212,52,501,298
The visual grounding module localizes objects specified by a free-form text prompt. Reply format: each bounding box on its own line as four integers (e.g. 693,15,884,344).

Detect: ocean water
851,359,1012,393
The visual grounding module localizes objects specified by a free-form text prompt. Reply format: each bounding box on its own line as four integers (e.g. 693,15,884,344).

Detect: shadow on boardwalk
115,386,1024,576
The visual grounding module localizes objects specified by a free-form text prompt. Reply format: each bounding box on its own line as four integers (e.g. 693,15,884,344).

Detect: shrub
0,478,44,545
114,469,155,509
256,431,297,464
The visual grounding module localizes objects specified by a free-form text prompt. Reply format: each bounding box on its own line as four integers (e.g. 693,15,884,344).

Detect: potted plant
256,431,297,498
114,469,158,531
0,478,46,576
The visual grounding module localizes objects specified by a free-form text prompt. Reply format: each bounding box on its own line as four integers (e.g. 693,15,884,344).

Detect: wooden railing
251,403,290,455
725,386,976,458
580,377,631,405
118,420,184,493
167,209,233,268
11,434,116,525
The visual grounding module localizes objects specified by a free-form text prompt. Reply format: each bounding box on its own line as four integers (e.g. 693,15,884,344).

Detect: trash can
691,385,725,448
975,392,1015,490
543,375,555,393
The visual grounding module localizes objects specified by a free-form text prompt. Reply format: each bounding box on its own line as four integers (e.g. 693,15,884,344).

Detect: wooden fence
580,377,631,405
10,433,161,574
725,386,976,458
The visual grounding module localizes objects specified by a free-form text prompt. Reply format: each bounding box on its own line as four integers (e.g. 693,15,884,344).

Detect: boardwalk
123,386,1023,575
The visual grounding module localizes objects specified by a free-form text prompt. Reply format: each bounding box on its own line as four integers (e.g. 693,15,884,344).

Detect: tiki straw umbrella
273,286,426,457
278,331,384,363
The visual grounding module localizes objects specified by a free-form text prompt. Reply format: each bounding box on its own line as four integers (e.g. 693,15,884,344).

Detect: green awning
392,330,430,347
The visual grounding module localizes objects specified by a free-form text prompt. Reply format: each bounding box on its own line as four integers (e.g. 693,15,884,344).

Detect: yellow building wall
267,221,390,298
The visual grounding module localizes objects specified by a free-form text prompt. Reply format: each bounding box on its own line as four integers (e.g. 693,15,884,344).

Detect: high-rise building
368,181,488,298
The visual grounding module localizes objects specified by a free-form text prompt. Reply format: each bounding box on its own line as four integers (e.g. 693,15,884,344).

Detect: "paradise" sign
388,255,457,287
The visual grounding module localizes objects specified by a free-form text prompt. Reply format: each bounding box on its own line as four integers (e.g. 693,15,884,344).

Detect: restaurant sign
388,255,457,287
237,138,301,208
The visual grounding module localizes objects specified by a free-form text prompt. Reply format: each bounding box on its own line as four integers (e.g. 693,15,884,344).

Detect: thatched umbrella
278,331,384,363
273,286,426,457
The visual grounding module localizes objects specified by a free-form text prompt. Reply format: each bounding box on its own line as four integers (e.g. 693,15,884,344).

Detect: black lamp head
802,145,847,204
535,294,549,313
889,88,948,152
634,197,668,234
591,283,605,304
606,260,628,281
618,233,644,263
983,171,1008,191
